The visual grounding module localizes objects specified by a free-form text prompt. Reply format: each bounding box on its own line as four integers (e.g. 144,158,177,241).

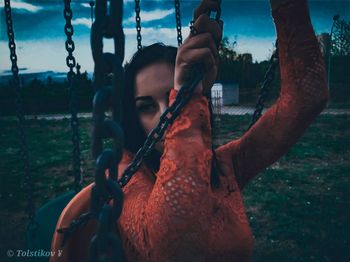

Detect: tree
217,37,280,104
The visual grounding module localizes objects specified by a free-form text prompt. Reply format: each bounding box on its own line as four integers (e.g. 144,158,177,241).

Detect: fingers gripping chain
119,0,223,187
190,20,199,36
190,0,223,37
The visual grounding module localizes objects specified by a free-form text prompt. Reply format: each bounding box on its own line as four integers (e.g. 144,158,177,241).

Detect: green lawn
0,114,349,261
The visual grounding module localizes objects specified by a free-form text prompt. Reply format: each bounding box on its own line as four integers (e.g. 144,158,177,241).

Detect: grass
0,114,349,261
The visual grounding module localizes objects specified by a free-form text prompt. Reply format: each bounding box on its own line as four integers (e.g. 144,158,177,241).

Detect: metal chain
117,5,223,187
247,41,279,131
58,0,222,242
89,150,125,261
190,20,199,35
63,0,83,192
89,1,95,23
57,212,93,247
135,0,142,50
4,0,37,231
118,69,203,187
89,0,126,260
58,68,203,238
174,0,183,46
190,1,222,36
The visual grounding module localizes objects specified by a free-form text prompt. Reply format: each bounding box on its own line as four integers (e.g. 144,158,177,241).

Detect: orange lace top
51,0,328,261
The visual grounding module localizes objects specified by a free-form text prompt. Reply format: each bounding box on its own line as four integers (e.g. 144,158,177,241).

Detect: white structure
211,82,239,106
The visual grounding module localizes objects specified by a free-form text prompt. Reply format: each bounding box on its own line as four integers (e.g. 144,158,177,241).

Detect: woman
51,0,329,261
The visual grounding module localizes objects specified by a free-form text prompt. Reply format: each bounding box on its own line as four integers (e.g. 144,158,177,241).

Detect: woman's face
134,61,175,153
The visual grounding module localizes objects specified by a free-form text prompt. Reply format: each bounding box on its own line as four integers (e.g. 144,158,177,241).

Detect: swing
26,0,86,255
26,12,86,255
4,0,82,256
26,191,76,254
4,0,278,260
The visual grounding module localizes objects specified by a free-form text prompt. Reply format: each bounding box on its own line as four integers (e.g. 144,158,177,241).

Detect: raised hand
174,0,223,96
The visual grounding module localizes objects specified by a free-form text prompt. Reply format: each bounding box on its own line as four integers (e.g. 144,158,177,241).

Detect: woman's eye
136,103,156,113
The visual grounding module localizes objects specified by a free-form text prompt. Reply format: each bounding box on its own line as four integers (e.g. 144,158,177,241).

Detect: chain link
58,0,222,244
174,0,183,46
63,0,83,192
247,41,279,131
4,0,37,231
135,0,142,50
118,2,223,186
118,68,203,187
58,64,204,243
190,20,199,36
89,0,126,260
89,1,95,23
189,1,222,37
91,0,125,158
89,150,125,261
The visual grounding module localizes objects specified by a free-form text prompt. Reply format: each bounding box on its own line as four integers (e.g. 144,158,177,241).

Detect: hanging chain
58,0,222,242
119,2,223,186
118,69,203,187
174,0,183,46
247,41,279,131
89,0,126,260
135,0,142,50
63,0,83,192
89,1,95,23
89,150,125,261
4,0,37,231
58,68,203,239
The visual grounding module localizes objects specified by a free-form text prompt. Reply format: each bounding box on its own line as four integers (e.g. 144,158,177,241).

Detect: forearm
273,0,329,108
226,0,329,189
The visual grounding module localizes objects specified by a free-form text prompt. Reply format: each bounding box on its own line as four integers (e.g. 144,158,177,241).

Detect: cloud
0,0,43,13
126,9,174,23
81,3,91,8
72,18,92,28
71,19,186,40
124,26,189,38
72,7,175,29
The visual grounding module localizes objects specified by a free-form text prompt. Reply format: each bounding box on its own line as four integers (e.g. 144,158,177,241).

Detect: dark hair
122,43,177,171
122,43,220,187
122,43,177,153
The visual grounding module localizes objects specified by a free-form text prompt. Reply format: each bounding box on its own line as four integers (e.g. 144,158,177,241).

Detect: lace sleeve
133,89,214,261
219,0,329,189
51,88,215,262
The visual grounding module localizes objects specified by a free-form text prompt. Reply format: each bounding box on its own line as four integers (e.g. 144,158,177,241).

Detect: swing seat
26,190,76,261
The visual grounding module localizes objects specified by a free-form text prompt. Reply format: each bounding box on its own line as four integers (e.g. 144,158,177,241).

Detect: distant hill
0,71,93,85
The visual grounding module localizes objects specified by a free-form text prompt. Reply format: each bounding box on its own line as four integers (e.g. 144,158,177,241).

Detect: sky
0,0,349,74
